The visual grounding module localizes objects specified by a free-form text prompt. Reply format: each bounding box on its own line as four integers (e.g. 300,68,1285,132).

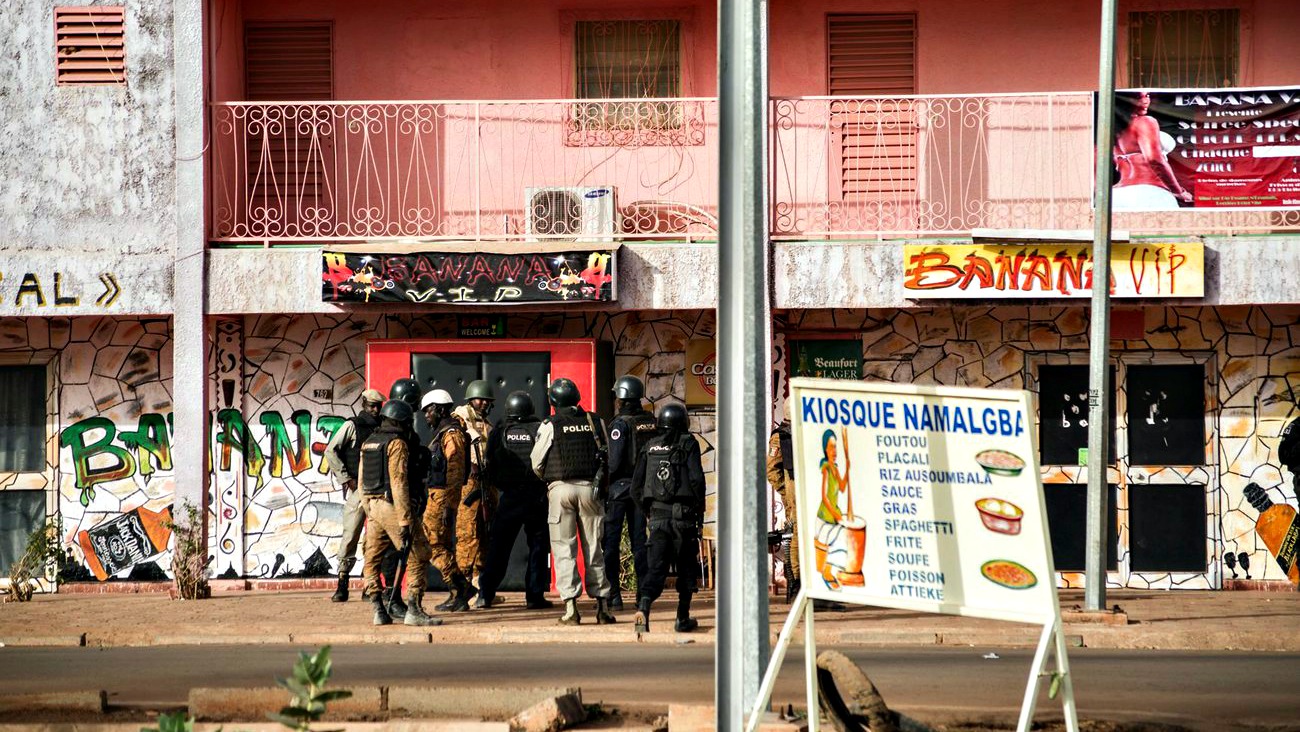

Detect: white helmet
420,389,455,410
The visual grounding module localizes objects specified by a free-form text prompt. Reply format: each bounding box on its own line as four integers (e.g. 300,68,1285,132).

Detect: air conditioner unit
524,186,619,241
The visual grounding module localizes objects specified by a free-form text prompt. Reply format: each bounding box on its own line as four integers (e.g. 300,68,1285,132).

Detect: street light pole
717,0,771,725
1086,0,1120,613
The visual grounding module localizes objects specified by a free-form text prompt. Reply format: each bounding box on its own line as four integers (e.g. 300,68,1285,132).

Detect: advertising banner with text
790,378,1059,624
903,241,1203,299
1111,86,1300,211
685,339,717,407
321,249,616,305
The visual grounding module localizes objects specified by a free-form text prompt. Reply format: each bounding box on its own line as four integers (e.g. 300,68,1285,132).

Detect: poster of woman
813,427,866,589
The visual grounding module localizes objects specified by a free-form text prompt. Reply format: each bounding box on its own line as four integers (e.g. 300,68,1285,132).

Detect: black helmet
380,399,414,423
388,378,423,409
465,379,495,402
504,391,535,419
656,402,689,433
548,378,581,409
612,375,645,400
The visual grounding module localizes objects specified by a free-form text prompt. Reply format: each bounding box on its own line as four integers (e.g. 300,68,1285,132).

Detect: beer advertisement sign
685,339,717,407
790,378,1060,624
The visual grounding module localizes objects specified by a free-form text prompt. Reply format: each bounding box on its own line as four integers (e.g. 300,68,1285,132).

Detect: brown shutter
244,22,333,100
55,6,125,85
827,14,916,96
828,15,919,205
242,22,335,220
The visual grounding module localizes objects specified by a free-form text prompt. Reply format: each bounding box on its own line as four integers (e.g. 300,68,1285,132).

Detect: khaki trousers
546,480,611,601
335,488,365,576
362,496,431,596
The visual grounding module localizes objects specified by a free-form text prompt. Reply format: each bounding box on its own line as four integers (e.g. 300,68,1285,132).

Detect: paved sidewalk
1,587,1297,651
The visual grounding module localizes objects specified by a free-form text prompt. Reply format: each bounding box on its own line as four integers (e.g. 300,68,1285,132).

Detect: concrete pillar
172,0,210,534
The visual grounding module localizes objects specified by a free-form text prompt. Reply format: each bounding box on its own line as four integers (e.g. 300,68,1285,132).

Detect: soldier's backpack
644,436,690,504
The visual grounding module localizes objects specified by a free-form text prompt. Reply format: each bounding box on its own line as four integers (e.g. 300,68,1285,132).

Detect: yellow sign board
903,241,1203,299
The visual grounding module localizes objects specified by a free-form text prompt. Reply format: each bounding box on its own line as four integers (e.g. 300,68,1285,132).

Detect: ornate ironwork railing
209,99,719,242
211,94,1300,243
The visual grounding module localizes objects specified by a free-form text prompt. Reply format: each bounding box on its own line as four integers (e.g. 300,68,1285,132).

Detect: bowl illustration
975,497,1024,535
975,449,1025,477
980,559,1038,590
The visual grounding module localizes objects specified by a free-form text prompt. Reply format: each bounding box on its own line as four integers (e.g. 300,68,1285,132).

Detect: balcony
210,94,1300,244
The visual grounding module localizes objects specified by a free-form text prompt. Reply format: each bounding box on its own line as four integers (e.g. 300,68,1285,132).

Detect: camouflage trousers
781,484,800,578
361,496,431,596
424,478,490,581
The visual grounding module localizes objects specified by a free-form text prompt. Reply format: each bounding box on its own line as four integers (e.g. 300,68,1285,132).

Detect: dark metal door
481,351,551,418
409,350,553,593
411,353,480,445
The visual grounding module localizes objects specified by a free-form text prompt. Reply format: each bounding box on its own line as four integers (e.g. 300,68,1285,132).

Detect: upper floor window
55,6,125,85
1128,9,1240,87
571,19,686,140
0,365,47,473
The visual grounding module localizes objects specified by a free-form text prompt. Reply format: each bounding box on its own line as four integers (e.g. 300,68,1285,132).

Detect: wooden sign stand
745,590,1080,732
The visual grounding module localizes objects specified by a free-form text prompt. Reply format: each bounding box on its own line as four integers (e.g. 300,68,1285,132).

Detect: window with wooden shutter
55,6,125,85
242,22,334,225
828,14,918,205
244,22,333,100
569,19,694,143
1128,9,1240,88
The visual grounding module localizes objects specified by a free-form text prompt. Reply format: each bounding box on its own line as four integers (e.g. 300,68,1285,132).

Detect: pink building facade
4,0,1300,595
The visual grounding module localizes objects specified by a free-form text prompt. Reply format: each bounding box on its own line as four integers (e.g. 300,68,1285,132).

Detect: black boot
372,595,392,626
674,592,697,632
526,595,554,610
403,593,443,627
596,597,617,625
608,592,624,611
387,588,407,621
786,577,801,604
330,574,349,603
633,597,651,634
438,573,474,612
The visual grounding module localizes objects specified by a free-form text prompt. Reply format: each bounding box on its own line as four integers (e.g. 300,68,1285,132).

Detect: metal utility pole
717,0,771,725
1085,0,1120,613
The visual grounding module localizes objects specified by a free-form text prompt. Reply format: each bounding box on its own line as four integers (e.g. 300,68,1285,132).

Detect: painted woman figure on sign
815,427,864,589
1112,91,1193,211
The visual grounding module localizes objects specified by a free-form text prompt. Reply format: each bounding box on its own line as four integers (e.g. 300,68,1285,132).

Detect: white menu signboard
791,377,1060,625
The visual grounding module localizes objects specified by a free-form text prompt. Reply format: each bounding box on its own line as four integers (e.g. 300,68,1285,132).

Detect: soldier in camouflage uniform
766,400,799,600
420,389,477,612
453,380,495,599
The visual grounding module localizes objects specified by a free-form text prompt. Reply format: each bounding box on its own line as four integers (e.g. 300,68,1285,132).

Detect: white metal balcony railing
210,94,1300,244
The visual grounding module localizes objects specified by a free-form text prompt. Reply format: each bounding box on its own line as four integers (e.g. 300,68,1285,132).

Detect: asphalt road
0,644,1297,731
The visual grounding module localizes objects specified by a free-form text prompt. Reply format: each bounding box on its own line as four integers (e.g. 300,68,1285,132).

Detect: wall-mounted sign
903,241,1203,299
322,250,616,305
0,256,171,316
685,339,716,407
1110,86,1300,211
457,314,507,338
791,339,862,379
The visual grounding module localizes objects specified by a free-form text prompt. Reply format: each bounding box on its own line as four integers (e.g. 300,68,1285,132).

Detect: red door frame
367,339,601,411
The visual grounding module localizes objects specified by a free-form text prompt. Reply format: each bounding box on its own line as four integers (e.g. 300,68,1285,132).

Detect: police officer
531,378,617,626
454,379,495,597
602,375,658,610
323,388,385,603
632,402,705,634
357,399,440,627
766,400,799,602
419,388,477,613
478,391,553,610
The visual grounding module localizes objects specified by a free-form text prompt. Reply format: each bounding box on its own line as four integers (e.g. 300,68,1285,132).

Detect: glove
462,487,483,508
398,526,411,554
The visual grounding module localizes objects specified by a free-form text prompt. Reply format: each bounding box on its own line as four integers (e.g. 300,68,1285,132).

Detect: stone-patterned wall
216,310,717,578
780,305,1300,589
0,316,174,583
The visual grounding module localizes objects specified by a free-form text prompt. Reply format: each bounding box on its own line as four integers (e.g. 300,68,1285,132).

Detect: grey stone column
172,0,209,536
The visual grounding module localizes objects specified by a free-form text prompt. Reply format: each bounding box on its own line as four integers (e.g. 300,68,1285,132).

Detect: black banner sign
1111,87,1300,210
322,250,616,305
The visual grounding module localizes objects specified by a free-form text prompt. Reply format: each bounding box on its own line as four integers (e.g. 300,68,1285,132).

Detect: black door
409,351,552,592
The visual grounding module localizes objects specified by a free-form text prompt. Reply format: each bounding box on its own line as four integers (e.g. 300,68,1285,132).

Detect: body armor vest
643,434,699,506
776,426,794,476
610,410,658,482
497,419,542,487
340,413,379,479
427,419,467,488
542,410,602,483
359,432,400,496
